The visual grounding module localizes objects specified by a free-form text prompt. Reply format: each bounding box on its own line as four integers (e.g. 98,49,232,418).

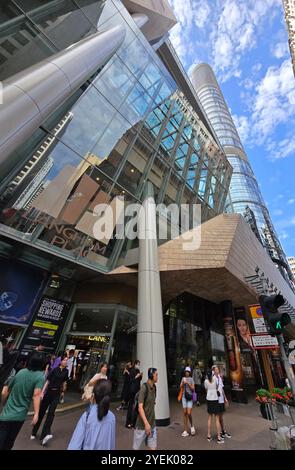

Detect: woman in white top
212,366,231,439
204,370,223,444
179,367,196,437
88,362,108,386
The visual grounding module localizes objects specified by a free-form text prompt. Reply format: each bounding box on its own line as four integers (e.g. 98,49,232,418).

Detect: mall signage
21,296,71,354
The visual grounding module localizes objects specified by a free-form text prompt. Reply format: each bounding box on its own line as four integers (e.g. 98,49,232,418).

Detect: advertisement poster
221,302,244,392
0,258,48,326
21,297,70,354
234,306,254,353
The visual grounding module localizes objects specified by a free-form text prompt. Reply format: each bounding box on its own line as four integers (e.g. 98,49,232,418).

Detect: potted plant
271,387,293,411
255,388,273,419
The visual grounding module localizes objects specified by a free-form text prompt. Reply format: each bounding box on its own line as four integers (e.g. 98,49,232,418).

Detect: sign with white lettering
251,334,279,349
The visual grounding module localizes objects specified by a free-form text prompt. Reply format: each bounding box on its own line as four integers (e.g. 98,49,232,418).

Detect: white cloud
272,41,289,59
278,231,289,240
288,199,295,205
169,0,210,65
210,0,281,82
276,216,295,229
273,209,283,216
232,114,250,143
251,60,295,143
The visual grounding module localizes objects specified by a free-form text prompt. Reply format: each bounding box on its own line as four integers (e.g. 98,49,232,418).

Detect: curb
27,402,85,416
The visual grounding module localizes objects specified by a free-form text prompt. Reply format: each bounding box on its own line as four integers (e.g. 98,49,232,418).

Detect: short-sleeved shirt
0,368,45,422
47,367,68,392
213,375,224,404
136,382,156,430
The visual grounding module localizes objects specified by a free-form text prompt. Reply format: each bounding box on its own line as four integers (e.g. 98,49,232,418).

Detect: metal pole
277,335,295,397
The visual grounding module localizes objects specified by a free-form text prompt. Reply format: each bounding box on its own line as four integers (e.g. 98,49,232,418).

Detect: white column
137,182,170,425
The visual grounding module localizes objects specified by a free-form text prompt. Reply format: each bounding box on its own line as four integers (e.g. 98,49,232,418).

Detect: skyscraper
191,63,294,287
282,0,295,76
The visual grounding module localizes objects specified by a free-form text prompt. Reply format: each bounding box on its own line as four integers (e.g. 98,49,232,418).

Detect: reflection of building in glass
287,257,295,280
13,157,54,210
0,1,295,422
282,0,295,76
191,63,295,288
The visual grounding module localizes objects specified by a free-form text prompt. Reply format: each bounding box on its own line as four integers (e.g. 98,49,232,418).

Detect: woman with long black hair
68,379,115,450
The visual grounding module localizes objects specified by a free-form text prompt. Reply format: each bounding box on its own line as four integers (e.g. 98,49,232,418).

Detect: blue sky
168,0,295,258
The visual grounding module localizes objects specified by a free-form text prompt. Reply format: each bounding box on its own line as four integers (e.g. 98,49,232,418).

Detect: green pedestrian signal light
259,294,291,336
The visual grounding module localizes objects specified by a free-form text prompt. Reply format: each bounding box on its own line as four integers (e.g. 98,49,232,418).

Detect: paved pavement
13,396,273,450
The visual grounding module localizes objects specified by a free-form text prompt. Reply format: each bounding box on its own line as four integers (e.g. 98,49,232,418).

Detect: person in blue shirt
67,379,115,450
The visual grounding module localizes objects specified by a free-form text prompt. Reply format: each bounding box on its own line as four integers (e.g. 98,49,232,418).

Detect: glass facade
0,1,232,274
194,67,294,287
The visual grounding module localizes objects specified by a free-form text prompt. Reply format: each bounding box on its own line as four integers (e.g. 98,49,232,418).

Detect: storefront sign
234,307,254,353
249,304,267,333
87,335,108,343
251,334,279,349
0,258,47,326
21,297,70,353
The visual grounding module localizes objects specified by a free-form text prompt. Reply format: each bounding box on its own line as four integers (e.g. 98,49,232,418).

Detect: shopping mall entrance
60,303,137,397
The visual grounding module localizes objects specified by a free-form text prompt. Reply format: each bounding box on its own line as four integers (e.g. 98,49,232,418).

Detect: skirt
207,400,219,415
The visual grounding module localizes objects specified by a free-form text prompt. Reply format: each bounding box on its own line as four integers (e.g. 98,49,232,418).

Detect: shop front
60,303,137,397
164,292,229,392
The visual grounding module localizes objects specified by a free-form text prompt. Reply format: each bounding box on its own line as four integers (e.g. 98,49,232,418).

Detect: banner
0,258,47,326
21,297,70,354
221,302,244,392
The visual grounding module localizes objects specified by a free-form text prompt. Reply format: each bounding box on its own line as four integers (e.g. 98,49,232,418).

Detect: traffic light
259,294,291,336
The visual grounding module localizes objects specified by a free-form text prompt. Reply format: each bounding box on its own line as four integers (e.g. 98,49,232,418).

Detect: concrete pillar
137,182,170,425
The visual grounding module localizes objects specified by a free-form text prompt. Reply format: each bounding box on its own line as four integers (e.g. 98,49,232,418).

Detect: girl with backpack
179,367,196,437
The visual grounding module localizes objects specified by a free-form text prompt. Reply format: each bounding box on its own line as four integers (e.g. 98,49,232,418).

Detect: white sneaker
41,434,53,445
190,426,196,436
181,430,189,437
30,435,36,440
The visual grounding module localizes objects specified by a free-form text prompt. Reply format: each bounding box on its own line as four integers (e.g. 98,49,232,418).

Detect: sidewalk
15,396,272,450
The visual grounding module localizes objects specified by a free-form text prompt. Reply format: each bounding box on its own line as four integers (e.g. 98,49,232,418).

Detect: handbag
192,391,197,403
82,383,93,401
184,384,193,401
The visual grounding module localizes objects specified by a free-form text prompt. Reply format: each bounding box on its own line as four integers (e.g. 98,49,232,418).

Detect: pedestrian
133,367,158,450
0,352,45,450
0,342,19,395
212,365,231,439
204,369,224,444
192,362,202,406
88,362,108,385
31,354,69,445
126,360,142,428
68,379,115,450
179,366,196,437
66,349,77,383
117,361,132,411
82,362,108,401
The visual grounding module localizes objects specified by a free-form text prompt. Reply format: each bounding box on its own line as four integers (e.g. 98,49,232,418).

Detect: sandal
207,436,212,441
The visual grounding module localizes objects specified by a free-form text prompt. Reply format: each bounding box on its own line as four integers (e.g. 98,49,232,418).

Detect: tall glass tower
191,63,294,288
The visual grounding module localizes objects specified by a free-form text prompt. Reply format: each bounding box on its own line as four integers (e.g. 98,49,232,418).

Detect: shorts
133,427,157,450
182,395,193,409
207,400,219,415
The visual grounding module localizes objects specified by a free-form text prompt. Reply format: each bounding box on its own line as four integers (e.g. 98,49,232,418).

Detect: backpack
132,382,156,425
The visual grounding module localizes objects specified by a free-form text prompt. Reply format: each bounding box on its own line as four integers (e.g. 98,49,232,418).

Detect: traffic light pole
277,334,295,397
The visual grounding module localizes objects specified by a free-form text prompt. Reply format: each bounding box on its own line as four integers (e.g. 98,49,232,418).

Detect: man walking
133,367,158,450
31,354,68,445
0,352,45,450
192,362,202,406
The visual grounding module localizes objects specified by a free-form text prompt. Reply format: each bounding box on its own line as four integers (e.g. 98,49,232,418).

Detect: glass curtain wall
0,1,232,274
